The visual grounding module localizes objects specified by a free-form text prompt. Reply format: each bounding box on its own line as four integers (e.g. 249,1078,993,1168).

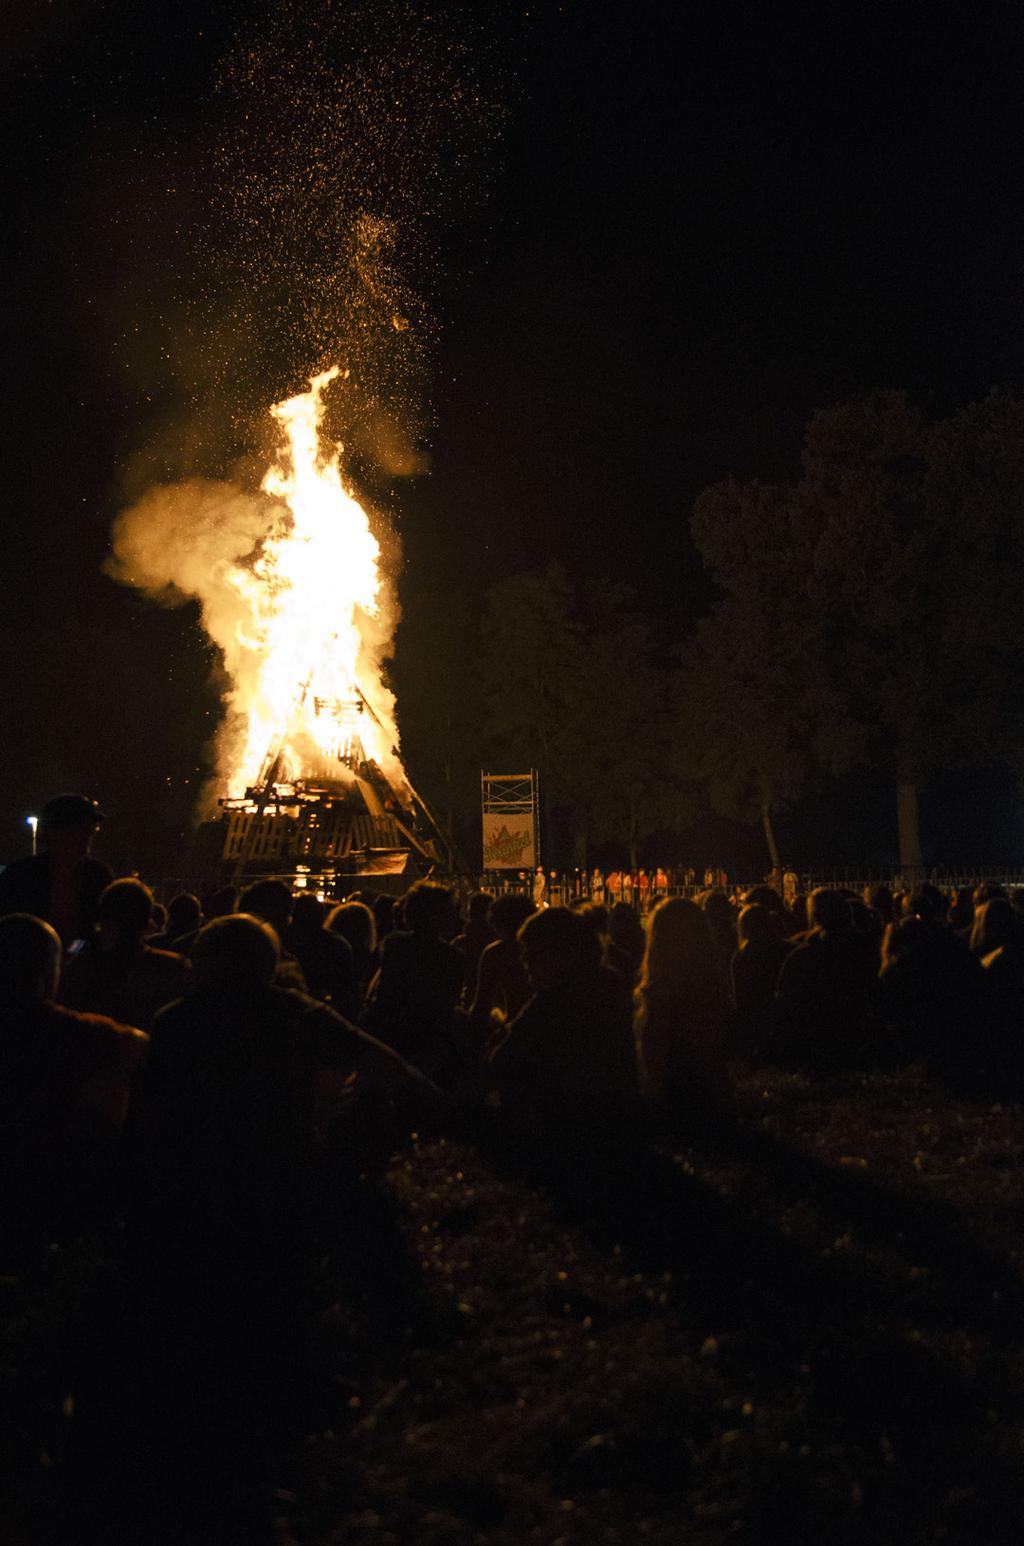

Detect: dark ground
3,1063,1022,1544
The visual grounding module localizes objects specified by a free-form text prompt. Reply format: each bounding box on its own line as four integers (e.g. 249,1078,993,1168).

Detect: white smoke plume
105,475,404,810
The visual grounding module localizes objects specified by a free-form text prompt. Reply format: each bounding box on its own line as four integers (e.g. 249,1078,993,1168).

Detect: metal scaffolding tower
480,770,540,871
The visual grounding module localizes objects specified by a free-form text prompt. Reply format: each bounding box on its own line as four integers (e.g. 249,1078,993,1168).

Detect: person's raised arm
76,1019,149,1130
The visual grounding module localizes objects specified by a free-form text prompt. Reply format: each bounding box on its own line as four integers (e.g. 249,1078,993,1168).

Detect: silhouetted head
190,914,279,993
808,888,852,934
881,916,934,971
970,897,1018,957
742,884,788,921
0,914,61,1000
517,906,601,991
863,884,894,924
488,891,535,941
373,894,396,938
973,881,1008,908
701,889,736,933
402,881,457,939
576,901,610,937
467,890,494,923
291,893,325,931
39,792,103,865
97,878,153,948
640,896,717,991
326,900,377,954
203,886,237,921
41,793,103,834
608,900,645,953
903,884,946,924
166,892,202,937
737,902,776,947
239,879,292,937
849,897,878,939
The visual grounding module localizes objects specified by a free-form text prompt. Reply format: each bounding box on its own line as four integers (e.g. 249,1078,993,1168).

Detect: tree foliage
683,389,1024,868
480,565,680,864
399,390,1024,875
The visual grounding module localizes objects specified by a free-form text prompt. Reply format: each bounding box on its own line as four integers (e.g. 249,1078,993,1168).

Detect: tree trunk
574,806,589,871
443,710,453,837
896,780,924,877
760,803,781,872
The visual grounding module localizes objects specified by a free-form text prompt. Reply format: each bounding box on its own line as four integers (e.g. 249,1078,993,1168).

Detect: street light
26,815,38,856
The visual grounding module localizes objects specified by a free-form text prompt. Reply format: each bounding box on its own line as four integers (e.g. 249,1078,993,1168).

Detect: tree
479,564,585,842
675,475,858,869
480,566,679,867
573,582,682,867
674,600,809,871
687,391,1024,872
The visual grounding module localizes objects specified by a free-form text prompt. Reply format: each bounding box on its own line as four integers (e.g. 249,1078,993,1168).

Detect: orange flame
225,367,394,794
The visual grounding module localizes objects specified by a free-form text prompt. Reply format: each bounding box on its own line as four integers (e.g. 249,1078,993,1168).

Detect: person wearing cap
0,793,111,947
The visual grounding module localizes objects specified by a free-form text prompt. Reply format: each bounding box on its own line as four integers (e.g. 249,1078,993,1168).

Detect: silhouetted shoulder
0,855,49,916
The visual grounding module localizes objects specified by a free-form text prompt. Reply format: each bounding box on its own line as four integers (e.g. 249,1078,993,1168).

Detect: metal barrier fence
799,870,1024,895
155,867,1024,913
480,868,1024,914
481,875,739,913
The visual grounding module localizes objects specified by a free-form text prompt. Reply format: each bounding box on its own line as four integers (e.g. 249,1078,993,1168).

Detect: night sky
3,0,1024,875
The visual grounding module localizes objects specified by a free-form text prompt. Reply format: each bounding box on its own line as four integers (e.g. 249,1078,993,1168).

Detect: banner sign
482,812,535,870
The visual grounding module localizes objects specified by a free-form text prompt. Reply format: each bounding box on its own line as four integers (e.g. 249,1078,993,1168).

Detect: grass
3,1063,1022,1543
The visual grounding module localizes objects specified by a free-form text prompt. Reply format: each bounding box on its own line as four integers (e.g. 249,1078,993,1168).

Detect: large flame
105,366,404,808
226,366,393,794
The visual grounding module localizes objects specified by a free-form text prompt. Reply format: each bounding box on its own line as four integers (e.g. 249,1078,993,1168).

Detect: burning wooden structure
218,684,456,895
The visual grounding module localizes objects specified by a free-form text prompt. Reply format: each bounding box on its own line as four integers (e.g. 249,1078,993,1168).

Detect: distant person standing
0,794,110,947
532,867,548,909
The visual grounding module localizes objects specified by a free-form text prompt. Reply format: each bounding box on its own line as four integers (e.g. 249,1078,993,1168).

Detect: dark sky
2,0,1024,872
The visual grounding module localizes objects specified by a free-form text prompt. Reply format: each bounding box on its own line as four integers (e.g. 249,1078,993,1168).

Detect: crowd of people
489,864,734,912
2,793,1021,1261
1,789,1022,1503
